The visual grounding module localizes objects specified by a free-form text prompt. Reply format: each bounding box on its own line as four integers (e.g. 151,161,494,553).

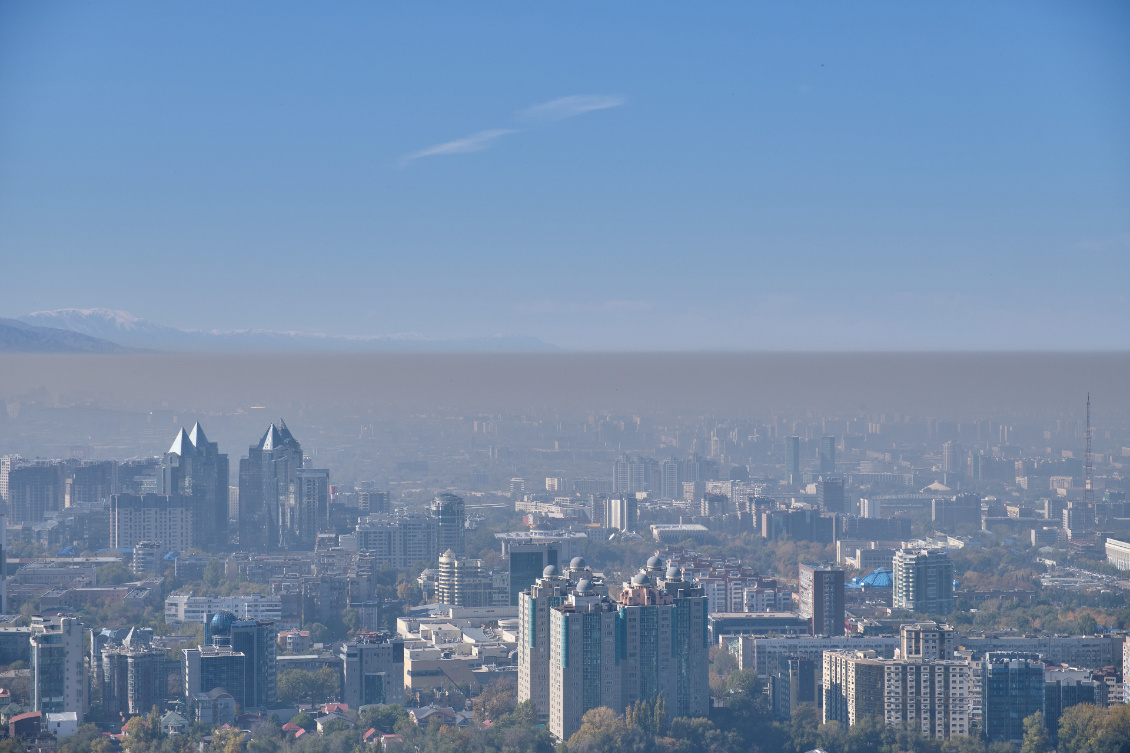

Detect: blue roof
860,568,893,588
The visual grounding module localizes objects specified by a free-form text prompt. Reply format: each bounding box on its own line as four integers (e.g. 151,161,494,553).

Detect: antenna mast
1084,393,1094,506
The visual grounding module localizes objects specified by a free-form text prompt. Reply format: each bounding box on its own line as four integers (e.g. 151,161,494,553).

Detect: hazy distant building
817,478,845,514
820,436,836,475
431,492,465,556
3,459,63,524
355,513,437,571
932,494,981,531
288,468,330,549
605,494,637,531
110,493,194,551
357,489,390,515
238,421,303,551
785,437,801,485
158,424,230,549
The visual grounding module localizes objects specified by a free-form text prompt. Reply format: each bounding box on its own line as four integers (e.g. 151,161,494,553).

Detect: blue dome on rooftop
860,569,893,588
210,611,237,636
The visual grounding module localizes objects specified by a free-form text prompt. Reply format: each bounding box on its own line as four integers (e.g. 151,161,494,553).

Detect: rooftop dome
666,566,681,580
860,568,893,588
542,565,559,578
646,555,664,568
631,572,649,586
576,579,592,594
210,611,237,636
570,556,586,569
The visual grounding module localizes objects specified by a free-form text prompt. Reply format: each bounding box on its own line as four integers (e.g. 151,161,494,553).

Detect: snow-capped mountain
17,309,560,353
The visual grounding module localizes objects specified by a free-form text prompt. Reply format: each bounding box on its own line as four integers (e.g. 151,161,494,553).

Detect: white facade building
165,594,282,624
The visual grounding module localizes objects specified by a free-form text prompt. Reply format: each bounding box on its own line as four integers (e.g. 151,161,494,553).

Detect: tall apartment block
355,513,438,571
521,557,709,741
900,622,956,661
517,566,573,721
357,489,390,515
30,616,85,723
110,493,195,551
288,468,330,549
823,650,885,725
893,549,955,616
882,659,972,738
436,550,492,606
799,564,845,636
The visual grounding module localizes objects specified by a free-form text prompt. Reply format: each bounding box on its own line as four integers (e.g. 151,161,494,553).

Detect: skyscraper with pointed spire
159,423,230,549
238,421,303,551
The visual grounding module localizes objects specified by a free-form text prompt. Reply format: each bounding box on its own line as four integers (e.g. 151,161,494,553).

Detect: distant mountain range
0,318,132,354
9,308,560,353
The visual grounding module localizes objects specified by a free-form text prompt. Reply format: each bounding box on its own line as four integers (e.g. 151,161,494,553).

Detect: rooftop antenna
1084,393,1094,506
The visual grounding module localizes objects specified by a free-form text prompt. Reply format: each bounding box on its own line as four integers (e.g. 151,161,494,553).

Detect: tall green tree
1020,712,1051,753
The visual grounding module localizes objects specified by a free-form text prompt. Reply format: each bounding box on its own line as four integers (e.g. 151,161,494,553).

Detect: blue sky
1,2,1128,350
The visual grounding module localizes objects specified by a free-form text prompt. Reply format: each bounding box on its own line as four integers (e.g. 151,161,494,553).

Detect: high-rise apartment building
823,650,884,725
824,648,973,739
893,549,955,616
882,659,972,738
158,424,230,549
900,622,956,661
785,437,801,485
932,494,982,532
518,566,572,721
238,422,303,551
287,468,330,549
436,550,492,606
3,460,63,524
942,442,964,485
65,460,114,507
605,494,637,531
981,653,1045,744
30,616,85,723
524,559,709,740
339,633,404,708
355,513,437,571
798,564,845,636
431,492,465,556
110,493,194,551
820,436,836,475
357,489,390,515
96,627,172,718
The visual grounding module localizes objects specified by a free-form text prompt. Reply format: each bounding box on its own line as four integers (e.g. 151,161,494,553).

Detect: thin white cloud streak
399,129,517,165
520,95,625,122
